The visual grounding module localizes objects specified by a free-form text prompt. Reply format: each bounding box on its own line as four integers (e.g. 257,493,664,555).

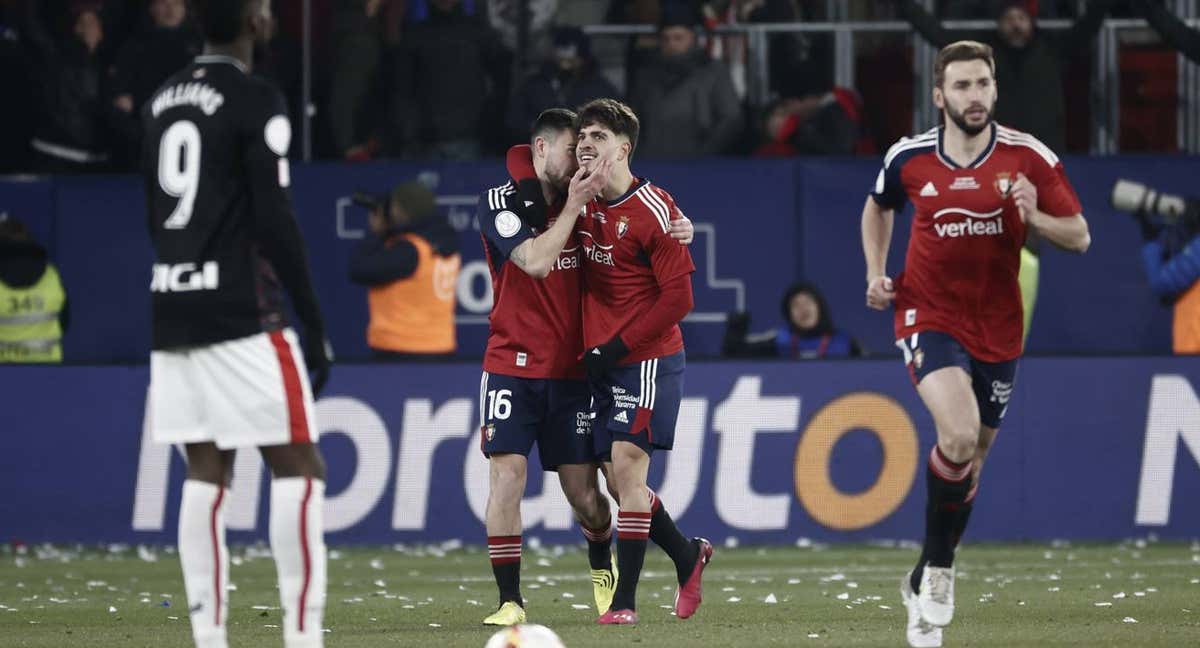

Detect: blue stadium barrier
0,155,1195,362
2,358,1197,544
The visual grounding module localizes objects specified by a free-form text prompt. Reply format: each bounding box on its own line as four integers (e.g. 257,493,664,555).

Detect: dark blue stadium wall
0,155,1192,363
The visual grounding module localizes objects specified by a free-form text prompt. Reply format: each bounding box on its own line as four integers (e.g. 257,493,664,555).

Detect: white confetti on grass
878,605,892,610
836,593,849,600
428,623,441,628
571,604,590,610
1095,602,1113,607
807,633,820,639
561,592,575,599
722,587,736,592
764,594,778,604
1113,592,1126,599
787,578,801,585
107,606,117,613
727,597,741,603
1122,617,1138,623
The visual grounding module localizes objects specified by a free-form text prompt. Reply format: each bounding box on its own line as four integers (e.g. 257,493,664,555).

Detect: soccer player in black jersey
142,2,331,646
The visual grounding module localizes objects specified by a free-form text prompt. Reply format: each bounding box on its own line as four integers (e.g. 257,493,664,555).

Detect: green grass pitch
2,540,1199,647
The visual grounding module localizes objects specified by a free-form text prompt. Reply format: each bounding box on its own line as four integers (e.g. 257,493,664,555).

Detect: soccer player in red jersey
572,98,713,626
860,41,1090,647
476,109,616,626
477,109,696,625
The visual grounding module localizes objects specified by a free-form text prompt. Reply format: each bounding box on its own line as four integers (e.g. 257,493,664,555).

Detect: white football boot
918,565,956,627
901,572,943,648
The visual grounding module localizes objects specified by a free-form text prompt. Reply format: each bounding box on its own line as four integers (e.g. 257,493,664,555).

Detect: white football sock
270,477,327,648
178,479,229,648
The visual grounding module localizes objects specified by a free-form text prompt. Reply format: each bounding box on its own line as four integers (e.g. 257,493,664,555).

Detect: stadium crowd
0,0,1187,174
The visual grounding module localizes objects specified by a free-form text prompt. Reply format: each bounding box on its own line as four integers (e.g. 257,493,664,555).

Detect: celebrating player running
860,40,1090,648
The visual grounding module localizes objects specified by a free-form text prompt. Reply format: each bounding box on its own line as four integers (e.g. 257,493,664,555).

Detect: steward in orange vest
349,182,461,358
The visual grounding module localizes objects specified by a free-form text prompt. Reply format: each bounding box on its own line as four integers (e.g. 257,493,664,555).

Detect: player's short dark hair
576,98,640,155
530,108,578,145
934,40,995,88
197,0,250,45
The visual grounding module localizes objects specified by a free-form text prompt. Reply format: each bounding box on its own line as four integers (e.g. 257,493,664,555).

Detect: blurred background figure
393,0,509,159
723,281,861,359
0,214,68,363
24,0,113,173
628,8,743,158
1113,179,1200,355
1134,0,1200,63
329,0,403,161
754,85,868,156
349,181,461,360
108,0,201,169
507,26,618,144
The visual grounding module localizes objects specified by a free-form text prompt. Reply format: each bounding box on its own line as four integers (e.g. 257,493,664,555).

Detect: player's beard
945,101,994,136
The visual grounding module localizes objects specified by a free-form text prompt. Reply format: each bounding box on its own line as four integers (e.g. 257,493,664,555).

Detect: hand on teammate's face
1010,172,1037,223
570,156,611,201
865,275,895,311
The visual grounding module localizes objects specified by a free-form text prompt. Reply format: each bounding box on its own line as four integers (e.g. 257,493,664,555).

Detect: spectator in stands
605,0,666,90
487,0,559,62
1134,0,1200,64
394,0,509,159
754,85,868,156
24,0,112,173
329,0,402,161
723,281,862,359
0,214,68,363
349,181,462,359
898,0,1114,153
628,9,742,158
506,27,618,142
0,4,33,172
700,0,830,101
108,0,201,168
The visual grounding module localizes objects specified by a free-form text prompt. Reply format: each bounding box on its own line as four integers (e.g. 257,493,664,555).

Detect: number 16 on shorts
485,388,513,421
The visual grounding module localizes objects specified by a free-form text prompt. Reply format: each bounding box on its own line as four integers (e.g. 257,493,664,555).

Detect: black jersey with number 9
142,55,324,351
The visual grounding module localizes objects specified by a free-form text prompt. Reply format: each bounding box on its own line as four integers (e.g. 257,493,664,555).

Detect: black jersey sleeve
242,83,327,344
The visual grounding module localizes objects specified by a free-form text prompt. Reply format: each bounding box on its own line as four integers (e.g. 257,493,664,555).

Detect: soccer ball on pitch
483,623,566,648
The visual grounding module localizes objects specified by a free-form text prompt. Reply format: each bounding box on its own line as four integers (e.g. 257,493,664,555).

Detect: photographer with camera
1113,179,1200,354
348,180,462,359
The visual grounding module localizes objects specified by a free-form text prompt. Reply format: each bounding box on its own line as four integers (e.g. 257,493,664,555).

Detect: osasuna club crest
617,215,630,238
994,172,1013,198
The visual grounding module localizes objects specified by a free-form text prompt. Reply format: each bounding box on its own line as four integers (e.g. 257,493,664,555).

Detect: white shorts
148,328,318,449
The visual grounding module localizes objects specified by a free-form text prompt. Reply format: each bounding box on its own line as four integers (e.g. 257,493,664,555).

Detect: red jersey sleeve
645,190,696,284
1025,148,1082,218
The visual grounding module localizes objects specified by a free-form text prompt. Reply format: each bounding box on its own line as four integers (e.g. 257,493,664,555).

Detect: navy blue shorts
590,351,685,460
478,372,596,471
895,330,1018,429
